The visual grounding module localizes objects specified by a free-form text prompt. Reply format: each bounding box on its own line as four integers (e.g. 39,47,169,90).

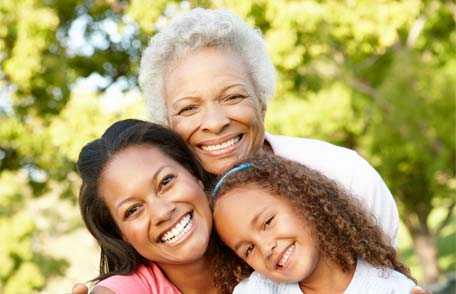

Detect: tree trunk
412,232,440,283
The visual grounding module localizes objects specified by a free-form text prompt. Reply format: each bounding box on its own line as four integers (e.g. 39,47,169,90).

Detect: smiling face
213,185,321,283
164,47,266,175
99,145,212,266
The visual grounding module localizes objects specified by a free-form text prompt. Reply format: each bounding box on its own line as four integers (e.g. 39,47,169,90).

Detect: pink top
97,263,181,294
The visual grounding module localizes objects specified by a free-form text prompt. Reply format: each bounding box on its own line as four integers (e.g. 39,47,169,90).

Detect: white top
233,259,416,294
265,133,399,246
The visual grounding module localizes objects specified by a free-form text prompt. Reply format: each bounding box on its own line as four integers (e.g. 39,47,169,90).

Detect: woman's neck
299,258,355,294
158,255,218,294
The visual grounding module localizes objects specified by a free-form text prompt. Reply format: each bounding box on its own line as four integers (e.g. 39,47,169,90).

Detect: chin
269,261,316,284
162,247,207,265
270,273,302,284
204,161,233,175
177,247,208,264
184,235,211,258
160,232,211,264
294,261,320,282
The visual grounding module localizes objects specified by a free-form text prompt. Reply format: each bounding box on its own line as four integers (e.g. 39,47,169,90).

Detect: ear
198,180,204,189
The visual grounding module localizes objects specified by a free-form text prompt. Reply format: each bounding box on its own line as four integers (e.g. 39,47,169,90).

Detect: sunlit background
0,0,454,293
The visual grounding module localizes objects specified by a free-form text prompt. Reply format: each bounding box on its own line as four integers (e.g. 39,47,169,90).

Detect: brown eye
158,174,175,191
177,105,198,116
224,94,245,104
245,244,255,258
124,203,142,219
263,216,274,230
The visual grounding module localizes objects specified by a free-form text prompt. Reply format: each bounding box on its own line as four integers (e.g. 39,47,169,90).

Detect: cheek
235,104,264,138
198,198,213,226
170,116,199,142
186,184,208,205
213,212,225,238
234,102,259,122
247,257,272,278
119,222,148,247
186,184,212,219
298,226,319,253
213,209,235,245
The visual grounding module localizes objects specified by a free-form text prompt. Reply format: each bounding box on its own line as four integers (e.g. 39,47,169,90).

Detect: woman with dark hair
77,119,220,293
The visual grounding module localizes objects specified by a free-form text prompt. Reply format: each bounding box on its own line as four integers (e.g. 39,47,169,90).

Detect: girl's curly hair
211,152,414,293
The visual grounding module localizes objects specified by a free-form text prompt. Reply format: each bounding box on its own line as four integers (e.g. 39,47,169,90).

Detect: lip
195,134,244,157
274,242,296,271
156,210,194,244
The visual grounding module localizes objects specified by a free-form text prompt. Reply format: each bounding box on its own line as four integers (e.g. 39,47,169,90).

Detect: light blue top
233,259,415,294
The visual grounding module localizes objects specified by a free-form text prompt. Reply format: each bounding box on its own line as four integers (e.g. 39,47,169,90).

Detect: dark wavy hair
77,119,212,282
211,153,414,292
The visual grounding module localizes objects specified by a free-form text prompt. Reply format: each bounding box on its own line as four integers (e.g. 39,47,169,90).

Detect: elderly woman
73,7,428,294
139,8,398,242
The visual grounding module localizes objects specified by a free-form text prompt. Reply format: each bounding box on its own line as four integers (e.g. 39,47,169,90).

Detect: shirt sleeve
348,151,399,247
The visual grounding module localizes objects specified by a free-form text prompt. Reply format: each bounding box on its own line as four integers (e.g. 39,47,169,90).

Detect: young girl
212,153,416,293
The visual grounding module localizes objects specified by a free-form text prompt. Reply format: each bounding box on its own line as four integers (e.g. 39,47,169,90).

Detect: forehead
165,47,252,97
215,186,277,223
104,145,172,175
100,145,176,192
214,186,278,245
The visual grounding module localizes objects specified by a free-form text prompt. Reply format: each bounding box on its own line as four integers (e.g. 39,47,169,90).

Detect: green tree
0,0,454,291
362,48,455,283
1,0,150,291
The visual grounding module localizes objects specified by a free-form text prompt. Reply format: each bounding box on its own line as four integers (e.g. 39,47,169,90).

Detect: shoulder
265,133,367,187
234,272,301,294
347,260,416,293
266,133,358,160
95,273,146,294
95,264,180,294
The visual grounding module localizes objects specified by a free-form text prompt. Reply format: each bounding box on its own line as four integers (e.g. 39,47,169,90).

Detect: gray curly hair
139,8,276,125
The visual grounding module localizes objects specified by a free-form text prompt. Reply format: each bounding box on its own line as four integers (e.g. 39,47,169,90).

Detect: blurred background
0,0,454,293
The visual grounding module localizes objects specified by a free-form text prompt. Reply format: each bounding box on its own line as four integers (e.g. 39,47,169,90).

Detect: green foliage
362,49,455,216
213,0,455,282
266,82,363,147
0,0,454,290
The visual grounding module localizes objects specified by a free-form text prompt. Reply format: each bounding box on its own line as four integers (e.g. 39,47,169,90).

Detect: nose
149,199,177,227
201,104,230,134
258,238,277,262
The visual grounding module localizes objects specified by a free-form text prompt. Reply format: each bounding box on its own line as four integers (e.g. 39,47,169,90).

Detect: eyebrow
115,165,169,210
172,83,248,107
172,96,199,108
233,206,268,252
220,83,247,93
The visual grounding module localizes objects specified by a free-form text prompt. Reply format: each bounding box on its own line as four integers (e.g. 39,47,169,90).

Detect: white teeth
201,136,241,152
160,213,192,244
278,244,295,267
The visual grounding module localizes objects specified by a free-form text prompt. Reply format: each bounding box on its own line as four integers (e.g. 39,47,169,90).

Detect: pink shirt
97,263,181,294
